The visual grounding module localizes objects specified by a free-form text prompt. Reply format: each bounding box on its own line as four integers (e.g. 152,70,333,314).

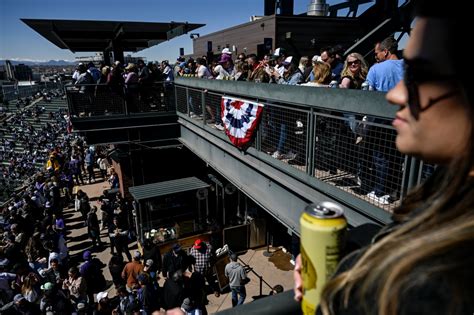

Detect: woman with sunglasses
339,53,368,90
294,0,474,314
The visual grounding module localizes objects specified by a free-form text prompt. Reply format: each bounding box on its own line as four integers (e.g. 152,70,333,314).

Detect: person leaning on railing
294,0,474,314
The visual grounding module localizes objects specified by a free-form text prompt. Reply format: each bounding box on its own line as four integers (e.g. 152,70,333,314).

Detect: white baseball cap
221,48,232,55
96,291,108,302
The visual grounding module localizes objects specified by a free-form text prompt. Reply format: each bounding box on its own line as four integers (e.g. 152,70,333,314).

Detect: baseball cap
221,48,232,55
172,244,181,253
137,273,148,283
145,259,154,267
193,239,203,249
0,258,9,268
41,282,54,291
271,47,286,60
14,294,25,303
282,56,293,66
312,55,321,63
218,54,232,64
96,291,108,302
83,250,92,260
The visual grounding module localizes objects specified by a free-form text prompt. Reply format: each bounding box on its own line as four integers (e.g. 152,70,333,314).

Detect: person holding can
294,1,474,314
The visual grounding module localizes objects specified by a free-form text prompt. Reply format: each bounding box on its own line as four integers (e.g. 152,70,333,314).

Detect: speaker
280,0,294,16
264,37,273,51
264,0,276,15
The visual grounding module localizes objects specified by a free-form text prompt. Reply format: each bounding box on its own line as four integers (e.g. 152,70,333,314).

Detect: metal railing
63,77,433,218
65,81,175,117
174,78,431,217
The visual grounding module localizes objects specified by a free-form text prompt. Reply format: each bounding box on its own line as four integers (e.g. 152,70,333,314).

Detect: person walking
224,253,249,307
86,206,102,248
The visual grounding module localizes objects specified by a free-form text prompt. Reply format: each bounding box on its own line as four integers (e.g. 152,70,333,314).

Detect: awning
129,177,210,201
21,19,205,53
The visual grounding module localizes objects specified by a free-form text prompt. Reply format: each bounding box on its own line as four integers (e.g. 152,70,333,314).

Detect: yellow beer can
300,201,347,315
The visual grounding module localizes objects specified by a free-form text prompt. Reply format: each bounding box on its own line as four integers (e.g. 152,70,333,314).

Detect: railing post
406,156,422,192
201,89,206,125
123,86,128,115
400,155,409,200
256,98,262,151
259,275,263,296
185,87,190,116
307,108,316,176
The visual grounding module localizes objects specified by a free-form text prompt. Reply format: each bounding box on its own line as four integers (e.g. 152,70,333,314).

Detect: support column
103,49,111,66
112,41,124,64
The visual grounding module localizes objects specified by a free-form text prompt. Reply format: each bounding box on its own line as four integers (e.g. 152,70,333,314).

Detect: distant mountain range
0,59,76,66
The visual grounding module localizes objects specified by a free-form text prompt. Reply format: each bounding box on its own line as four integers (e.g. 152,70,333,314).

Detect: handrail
174,77,396,119
238,257,275,297
66,81,174,117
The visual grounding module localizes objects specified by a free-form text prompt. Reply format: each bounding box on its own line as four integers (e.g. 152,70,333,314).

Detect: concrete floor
65,178,295,314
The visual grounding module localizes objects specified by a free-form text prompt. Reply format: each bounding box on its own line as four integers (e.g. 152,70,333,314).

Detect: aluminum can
329,80,339,88
300,201,347,315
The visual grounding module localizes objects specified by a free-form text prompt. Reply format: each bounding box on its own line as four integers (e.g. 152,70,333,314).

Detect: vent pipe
307,0,329,16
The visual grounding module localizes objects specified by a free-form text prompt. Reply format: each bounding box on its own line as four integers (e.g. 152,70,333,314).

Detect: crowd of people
171,38,404,205
70,60,174,116
0,90,67,203
0,94,252,313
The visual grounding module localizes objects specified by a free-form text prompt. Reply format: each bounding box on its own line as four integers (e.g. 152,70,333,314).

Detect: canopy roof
21,18,204,53
129,177,210,201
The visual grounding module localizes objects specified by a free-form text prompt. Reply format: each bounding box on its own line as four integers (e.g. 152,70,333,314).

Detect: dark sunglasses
404,58,459,120
347,60,360,66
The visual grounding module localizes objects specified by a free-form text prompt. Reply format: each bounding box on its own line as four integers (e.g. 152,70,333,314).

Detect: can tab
315,205,335,216
305,202,344,219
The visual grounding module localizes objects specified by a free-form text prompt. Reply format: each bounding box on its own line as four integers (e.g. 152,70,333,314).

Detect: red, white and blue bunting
220,96,264,149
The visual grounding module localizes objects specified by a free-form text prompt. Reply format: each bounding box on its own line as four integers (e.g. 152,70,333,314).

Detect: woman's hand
293,254,303,302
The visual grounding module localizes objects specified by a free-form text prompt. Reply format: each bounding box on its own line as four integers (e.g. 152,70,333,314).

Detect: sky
0,0,368,63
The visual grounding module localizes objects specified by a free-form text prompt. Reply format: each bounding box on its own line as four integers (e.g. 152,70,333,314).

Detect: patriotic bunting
220,96,264,149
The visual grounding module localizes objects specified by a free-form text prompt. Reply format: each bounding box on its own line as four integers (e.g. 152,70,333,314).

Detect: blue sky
0,0,367,63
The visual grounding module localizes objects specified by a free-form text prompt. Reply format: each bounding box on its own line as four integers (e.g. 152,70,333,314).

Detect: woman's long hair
312,61,332,85
320,8,474,315
320,150,474,314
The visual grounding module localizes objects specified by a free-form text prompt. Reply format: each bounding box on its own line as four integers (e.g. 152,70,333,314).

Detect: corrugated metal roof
129,177,210,201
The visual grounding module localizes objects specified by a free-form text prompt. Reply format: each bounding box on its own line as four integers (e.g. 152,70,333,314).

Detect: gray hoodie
225,261,247,287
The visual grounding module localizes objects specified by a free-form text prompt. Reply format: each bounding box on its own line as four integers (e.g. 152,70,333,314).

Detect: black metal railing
65,81,175,117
